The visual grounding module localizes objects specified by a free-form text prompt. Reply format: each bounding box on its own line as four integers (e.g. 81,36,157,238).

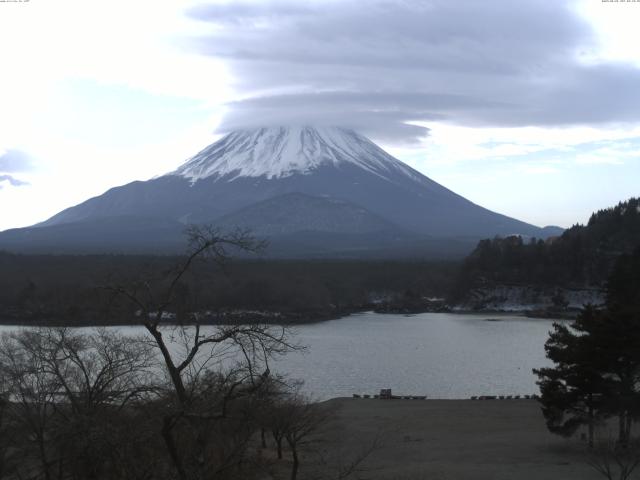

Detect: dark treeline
0,252,459,325
452,197,640,299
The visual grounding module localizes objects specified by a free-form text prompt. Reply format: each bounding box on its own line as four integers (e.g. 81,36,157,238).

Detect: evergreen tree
533,306,608,447
600,249,640,446
534,248,640,447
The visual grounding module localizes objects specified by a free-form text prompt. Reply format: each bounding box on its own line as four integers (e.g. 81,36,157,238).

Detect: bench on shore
352,391,428,400
471,394,538,400
352,391,539,400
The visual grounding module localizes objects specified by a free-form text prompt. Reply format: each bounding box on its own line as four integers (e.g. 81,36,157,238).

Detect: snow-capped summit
171,126,418,182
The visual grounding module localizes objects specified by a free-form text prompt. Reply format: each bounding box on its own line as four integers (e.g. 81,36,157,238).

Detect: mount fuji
0,127,561,257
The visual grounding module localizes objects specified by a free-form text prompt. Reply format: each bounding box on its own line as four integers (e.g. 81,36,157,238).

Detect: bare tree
265,389,381,480
268,392,330,480
106,226,299,480
0,355,19,480
0,227,304,480
39,328,156,480
0,328,157,480
0,331,61,480
31,328,156,412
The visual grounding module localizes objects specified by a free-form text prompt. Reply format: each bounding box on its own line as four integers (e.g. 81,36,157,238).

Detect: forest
0,250,457,326
451,197,640,301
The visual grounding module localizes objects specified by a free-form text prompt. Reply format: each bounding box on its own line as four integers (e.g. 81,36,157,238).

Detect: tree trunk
162,416,187,480
618,411,632,448
619,413,625,446
276,437,283,459
37,433,52,480
146,325,188,404
290,446,299,480
588,402,594,449
57,454,64,480
39,453,52,480
261,428,267,449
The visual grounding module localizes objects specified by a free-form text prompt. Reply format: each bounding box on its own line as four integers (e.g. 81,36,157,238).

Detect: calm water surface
275,312,559,399
0,312,560,400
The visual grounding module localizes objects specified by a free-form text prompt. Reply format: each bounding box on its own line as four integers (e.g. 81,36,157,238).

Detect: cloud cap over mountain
186,0,640,143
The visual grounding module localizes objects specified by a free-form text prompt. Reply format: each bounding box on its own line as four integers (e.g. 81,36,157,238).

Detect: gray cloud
0,174,29,189
0,149,32,173
186,0,640,143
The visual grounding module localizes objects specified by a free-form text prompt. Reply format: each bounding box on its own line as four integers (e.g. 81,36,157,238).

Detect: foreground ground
302,398,603,480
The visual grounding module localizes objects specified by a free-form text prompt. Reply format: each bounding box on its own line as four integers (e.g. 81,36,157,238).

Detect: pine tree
533,306,608,447
534,248,640,447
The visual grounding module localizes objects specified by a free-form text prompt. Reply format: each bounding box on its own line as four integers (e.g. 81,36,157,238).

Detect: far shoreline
0,307,571,328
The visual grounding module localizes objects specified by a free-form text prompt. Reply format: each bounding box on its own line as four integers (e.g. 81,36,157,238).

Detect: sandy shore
312,398,602,480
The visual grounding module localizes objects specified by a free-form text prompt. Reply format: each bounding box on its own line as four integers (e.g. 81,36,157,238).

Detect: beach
311,398,603,480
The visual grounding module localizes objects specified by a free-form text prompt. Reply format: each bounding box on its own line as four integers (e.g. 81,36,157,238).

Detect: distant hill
451,198,640,306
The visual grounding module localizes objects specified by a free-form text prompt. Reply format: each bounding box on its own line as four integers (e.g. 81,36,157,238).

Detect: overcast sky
1,0,639,231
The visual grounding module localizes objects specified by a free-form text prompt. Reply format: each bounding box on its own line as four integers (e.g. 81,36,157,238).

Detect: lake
274,312,559,399
0,312,561,400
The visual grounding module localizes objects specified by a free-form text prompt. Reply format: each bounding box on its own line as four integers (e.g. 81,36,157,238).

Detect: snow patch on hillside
460,285,605,312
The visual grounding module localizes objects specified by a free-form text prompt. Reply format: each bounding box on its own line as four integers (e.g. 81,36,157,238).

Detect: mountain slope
0,216,186,254
1,126,560,257
215,192,399,236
